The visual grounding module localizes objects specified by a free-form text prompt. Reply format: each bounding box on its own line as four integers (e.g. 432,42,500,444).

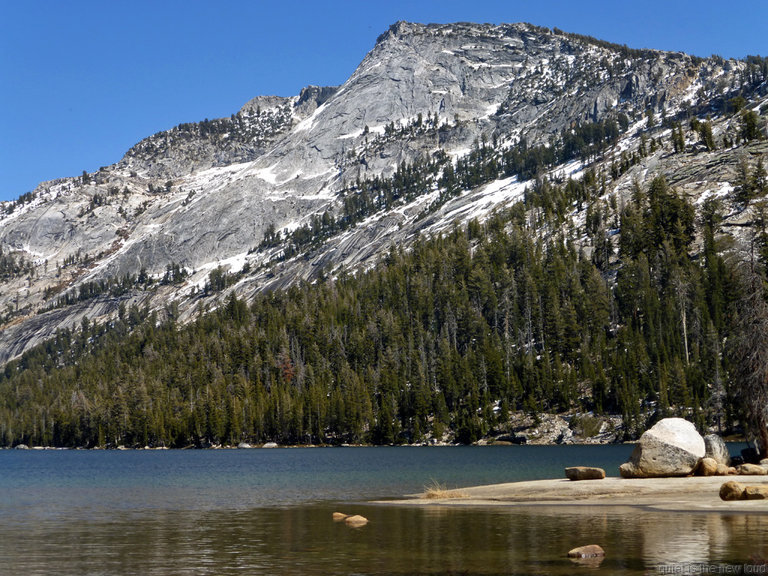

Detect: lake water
1,445,766,575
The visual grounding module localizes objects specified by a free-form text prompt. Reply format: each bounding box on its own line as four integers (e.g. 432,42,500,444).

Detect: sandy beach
380,475,768,512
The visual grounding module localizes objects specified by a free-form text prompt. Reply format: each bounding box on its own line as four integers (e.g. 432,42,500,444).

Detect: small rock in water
719,481,745,501
567,544,605,558
564,466,606,481
332,512,349,521
262,442,278,449
344,515,368,527
237,442,252,449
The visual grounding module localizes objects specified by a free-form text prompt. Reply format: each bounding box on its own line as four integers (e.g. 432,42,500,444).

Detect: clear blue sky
1,0,766,202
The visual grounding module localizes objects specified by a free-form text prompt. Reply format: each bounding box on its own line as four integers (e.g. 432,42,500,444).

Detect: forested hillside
1,22,767,449
0,171,754,448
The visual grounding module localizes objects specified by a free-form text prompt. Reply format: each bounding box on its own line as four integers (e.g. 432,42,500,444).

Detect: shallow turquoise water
1,445,766,575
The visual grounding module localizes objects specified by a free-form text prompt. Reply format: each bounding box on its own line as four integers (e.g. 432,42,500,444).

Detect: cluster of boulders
618,418,768,478
332,512,368,527
719,481,768,501
563,417,768,486
560,417,767,560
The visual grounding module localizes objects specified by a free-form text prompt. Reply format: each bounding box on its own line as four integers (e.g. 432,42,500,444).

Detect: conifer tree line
1,168,765,449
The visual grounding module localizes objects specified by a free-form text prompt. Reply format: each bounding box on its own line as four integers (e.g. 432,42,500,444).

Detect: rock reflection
2,504,768,574
569,556,605,569
641,512,768,569
643,517,711,565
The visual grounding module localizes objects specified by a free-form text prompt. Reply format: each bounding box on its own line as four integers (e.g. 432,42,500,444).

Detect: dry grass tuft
422,479,470,500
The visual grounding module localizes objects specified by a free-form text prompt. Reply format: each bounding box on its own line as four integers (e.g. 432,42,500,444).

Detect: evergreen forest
0,169,760,449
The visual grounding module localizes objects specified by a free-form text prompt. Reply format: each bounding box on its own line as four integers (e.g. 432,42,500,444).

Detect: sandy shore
378,476,768,512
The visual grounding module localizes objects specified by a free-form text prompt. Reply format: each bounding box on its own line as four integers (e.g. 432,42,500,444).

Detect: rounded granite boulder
619,418,705,478
565,466,606,481
695,457,718,476
719,481,745,501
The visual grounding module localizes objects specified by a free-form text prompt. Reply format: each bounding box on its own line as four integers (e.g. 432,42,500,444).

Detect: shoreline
4,441,637,450
375,476,768,513
3,439,750,451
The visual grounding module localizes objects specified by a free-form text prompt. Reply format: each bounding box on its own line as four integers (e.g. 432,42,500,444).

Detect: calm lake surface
1,445,766,575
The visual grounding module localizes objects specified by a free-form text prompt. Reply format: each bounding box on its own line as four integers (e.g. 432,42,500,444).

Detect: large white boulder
619,418,705,478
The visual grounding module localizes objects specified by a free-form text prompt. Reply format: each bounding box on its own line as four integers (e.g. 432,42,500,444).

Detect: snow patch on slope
695,182,734,205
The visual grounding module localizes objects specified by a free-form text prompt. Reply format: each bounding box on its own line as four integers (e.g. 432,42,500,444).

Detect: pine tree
736,156,755,206
703,120,715,151
740,110,762,142
753,158,767,197
671,123,685,153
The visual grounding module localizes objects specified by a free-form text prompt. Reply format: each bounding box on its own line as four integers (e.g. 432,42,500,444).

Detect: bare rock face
704,434,731,466
565,466,606,481
0,21,759,366
619,418,705,478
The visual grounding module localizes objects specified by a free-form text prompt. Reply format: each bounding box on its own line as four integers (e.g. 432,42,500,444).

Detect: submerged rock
565,466,606,481
619,418,705,478
332,512,348,521
344,515,368,527
567,544,605,558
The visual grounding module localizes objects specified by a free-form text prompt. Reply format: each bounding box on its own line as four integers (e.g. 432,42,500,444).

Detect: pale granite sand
379,476,768,512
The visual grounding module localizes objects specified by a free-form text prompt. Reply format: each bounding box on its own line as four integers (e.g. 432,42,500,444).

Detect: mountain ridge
0,20,766,365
